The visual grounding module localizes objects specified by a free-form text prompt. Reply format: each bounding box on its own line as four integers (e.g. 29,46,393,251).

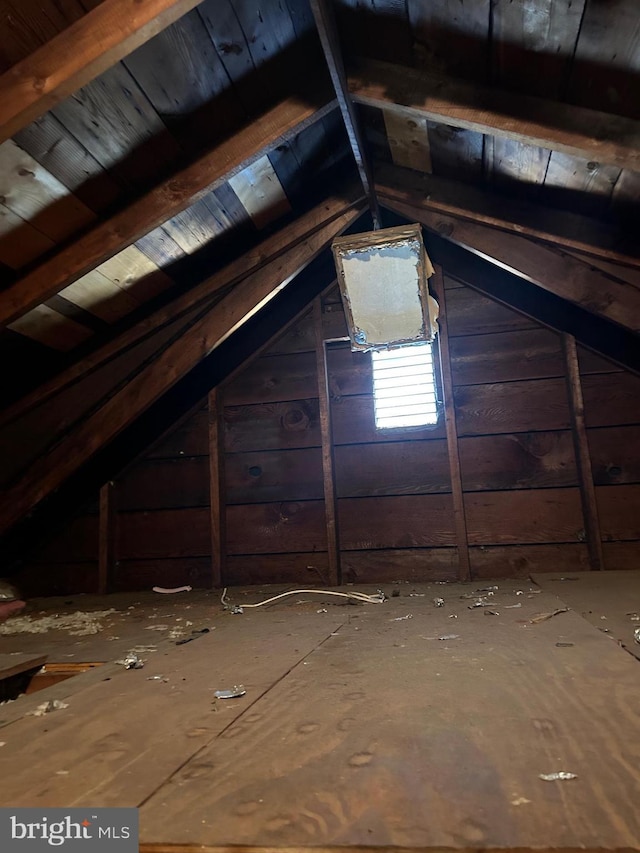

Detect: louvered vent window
372,343,438,429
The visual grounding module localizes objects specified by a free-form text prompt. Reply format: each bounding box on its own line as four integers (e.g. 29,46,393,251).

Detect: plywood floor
0,577,639,852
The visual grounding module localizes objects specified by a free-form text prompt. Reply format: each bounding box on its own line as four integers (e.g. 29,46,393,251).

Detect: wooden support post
562,334,605,570
314,298,341,586
208,390,226,589
98,481,116,595
431,267,471,582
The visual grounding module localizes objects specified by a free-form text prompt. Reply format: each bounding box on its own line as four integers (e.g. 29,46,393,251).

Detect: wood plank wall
15,277,640,594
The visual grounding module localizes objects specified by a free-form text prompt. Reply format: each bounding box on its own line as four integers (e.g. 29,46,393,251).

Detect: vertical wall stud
431,266,471,582
562,333,605,570
314,297,341,585
208,389,226,588
98,481,116,595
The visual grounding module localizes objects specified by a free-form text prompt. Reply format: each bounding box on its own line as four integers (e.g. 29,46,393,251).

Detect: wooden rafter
0,0,209,143
0,90,337,328
376,164,640,270
382,197,640,334
310,0,381,228
0,200,364,535
0,186,364,429
350,59,640,172
426,234,640,377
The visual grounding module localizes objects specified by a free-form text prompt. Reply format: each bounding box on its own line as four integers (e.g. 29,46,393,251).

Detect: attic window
372,343,438,429
331,224,440,430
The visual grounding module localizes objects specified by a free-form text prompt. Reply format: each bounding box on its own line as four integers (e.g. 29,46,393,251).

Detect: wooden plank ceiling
0,0,639,539
0,0,347,397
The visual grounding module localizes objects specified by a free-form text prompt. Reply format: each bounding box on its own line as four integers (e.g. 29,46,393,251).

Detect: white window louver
371,343,438,429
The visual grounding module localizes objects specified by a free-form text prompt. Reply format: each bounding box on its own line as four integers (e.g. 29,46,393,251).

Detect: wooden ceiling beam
350,59,640,172
0,0,212,143
0,91,337,328
0,185,365,429
382,195,640,334
310,0,381,228
376,164,640,269
0,200,364,535
426,233,640,377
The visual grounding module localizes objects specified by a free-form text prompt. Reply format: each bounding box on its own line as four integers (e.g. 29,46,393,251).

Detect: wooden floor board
0,583,638,851
0,603,345,808
0,652,47,680
533,570,640,660
140,583,640,850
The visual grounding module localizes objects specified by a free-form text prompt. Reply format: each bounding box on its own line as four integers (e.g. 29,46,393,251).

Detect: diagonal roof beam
376,164,640,269
0,0,209,143
0,90,337,328
310,0,381,228
383,193,640,334
0,199,364,535
0,185,365,429
350,59,640,172
424,232,640,377
0,251,347,571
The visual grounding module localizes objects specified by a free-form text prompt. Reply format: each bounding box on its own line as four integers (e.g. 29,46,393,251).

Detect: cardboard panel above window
331,224,438,352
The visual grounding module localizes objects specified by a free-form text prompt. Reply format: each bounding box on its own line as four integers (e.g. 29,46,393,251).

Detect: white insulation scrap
539,772,578,782
0,609,116,636
27,699,69,717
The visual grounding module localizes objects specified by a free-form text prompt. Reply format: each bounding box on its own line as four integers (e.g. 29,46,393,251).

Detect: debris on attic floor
529,607,570,624
0,610,117,636
26,698,68,717
1,0,640,847
0,580,26,624
116,653,144,670
0,578,637,849
213,686,246,700
152,585,193,594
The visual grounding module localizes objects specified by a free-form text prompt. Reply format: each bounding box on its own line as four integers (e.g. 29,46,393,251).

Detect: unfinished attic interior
0,0,640,847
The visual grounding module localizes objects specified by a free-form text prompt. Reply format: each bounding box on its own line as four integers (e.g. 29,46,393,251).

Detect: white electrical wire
221,587,385,611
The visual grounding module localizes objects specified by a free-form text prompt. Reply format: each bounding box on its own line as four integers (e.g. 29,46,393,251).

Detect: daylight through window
372,343,438,429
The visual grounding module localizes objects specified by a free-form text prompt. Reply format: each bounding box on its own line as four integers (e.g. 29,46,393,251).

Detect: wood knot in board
219,42,243,55
437,221,454,237
348,751,373,767
296,722,320,734
281,406,309,432
278,502,300,522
